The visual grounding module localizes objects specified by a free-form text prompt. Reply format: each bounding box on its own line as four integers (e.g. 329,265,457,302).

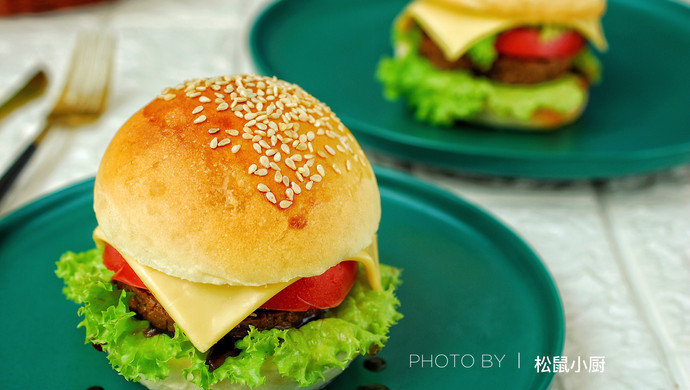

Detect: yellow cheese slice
404,0,607,62
92,227,381,353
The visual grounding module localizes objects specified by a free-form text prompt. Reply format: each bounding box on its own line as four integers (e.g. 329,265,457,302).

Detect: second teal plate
250,0,690,179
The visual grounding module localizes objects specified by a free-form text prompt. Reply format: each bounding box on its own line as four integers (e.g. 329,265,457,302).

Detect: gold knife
0,69,48,124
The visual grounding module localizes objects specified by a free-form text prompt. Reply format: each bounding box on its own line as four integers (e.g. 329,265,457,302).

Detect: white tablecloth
0,1,688,389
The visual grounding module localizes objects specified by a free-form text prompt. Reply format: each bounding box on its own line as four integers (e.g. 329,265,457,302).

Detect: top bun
94,74,380,286
424,0,606,22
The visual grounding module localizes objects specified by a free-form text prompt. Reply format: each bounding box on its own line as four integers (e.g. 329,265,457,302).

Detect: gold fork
0,31,115,204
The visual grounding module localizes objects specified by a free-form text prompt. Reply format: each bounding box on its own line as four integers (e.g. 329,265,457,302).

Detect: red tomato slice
261,261,359,311
103,244,358,312
103,244,148,290
495,28,585,59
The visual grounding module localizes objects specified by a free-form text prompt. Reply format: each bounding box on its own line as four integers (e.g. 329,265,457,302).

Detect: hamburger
377,0,607,129
56,74,402,389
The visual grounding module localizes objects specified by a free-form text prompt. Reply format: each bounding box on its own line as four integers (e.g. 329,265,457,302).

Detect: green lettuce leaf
467,35,498,71
573,47,602,84
55,249,402,389
377,26,592,126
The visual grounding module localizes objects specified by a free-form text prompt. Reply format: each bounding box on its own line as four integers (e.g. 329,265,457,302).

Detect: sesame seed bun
94,74,380,286
425,0,606,22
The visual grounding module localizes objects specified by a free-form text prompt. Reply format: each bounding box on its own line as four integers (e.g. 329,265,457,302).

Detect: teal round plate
0,167,563,389
250,0,690,179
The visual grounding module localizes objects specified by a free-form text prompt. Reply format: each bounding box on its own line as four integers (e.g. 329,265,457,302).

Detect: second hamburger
377,0,608,129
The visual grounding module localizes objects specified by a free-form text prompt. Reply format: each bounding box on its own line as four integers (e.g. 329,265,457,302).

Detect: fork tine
51,31,115,117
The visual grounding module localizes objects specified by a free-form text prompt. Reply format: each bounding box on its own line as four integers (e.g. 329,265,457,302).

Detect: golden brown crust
94,75,380,285
420,0,606,22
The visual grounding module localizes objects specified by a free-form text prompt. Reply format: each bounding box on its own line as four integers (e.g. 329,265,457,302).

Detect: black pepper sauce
363,356,387,372
357,385,389,390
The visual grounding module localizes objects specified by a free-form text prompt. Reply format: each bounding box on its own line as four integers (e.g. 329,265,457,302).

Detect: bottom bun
141,359,350,390
471,91,588,131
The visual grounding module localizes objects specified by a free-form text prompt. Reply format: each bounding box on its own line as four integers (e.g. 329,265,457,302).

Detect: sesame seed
217,102,229,111
282,176,290,187
242,133,253,140
265,192,277,204
260,156,270,168
285,158,296,170
281,144,290,154
306,181,314,190
214,92,225,98
286,188,294,200
346,160,352,171
210,137,218,149
255,168,268,176
208,128,220,134
311,174,322,182
257,183,270,193
231,144,241,153
337,145,346,153
193,115,207,124
291,154,303,162
226,129,239,136
266,149,277,156
253,144,262,154
259,140,270,149
187,91,201,98
269,162,281,171
279,200,292,209
274,152,281,162
316,164,325,176
248,164,257,174
199,96,211,103
192,105,203,114
325,145,336,155
291,182,301,194
274,171,283,183
218,138,231,147
317,151,327,158
234,111,244,118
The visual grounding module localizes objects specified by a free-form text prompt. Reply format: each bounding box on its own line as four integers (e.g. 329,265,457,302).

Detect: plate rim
249,0,690,179
0,166,564,389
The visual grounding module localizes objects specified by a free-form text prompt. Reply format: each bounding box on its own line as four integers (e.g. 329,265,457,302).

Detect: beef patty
418,30,575,84
114,281,324,338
